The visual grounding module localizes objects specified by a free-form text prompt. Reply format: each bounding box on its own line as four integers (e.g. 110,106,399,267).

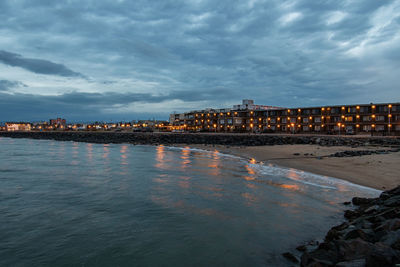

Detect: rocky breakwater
300,186,400,266
0,131,400,147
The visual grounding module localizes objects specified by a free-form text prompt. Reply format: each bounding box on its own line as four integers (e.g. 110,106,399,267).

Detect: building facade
50,118,66,126
5,122,32,132
170,101,400,135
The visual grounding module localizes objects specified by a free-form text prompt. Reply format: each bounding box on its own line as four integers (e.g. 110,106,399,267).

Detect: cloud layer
0,0,399,121
0,50,84,78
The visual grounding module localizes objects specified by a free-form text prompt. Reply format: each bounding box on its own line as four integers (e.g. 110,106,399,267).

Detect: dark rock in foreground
300,185,400,267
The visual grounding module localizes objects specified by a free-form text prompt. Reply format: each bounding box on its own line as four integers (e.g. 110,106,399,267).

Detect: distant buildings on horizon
0,119,170,133
1,100,400,136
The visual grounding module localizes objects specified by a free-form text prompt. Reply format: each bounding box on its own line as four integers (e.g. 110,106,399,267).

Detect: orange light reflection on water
70,142,79,165
120,145,128,167
243,164,256,181
279,184,300,191
207,150,222,176
86,143,93,162
102,144,109,160
180,147,191,169
155,145,168,170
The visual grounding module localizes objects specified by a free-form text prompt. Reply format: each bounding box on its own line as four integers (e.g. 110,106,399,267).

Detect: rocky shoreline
295,186,400,266
0,131,400,147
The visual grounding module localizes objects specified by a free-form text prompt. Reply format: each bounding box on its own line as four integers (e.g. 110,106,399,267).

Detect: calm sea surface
0,137,380,266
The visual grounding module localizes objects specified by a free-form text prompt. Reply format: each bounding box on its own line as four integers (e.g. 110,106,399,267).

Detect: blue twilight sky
0,0,399,122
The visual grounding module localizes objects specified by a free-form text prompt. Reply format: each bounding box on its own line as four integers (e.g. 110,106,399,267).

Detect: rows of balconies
171,103,400,134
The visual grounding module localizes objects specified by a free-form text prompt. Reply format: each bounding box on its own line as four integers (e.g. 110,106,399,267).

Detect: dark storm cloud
0,0,399,120
0,50,84,78
0,80,25,91
0,88,235,121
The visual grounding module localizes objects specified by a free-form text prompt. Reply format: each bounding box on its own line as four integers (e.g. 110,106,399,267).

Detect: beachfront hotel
169,100,400,135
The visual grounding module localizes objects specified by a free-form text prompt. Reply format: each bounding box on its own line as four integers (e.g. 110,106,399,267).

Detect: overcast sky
0,0,399,122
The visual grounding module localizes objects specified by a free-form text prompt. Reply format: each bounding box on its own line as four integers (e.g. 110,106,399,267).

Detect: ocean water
0,137,380,266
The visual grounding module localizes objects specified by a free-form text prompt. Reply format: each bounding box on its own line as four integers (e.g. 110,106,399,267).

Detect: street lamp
389,104,392,135
338,123,341,135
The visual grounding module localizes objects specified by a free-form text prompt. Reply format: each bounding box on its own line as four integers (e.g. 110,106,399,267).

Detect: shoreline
174,144,400,191
1,131,399,190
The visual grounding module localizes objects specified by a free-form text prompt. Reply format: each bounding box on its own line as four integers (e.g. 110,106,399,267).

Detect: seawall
1,131,400,147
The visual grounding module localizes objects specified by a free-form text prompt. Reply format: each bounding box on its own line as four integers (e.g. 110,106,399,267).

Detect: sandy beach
181,144,400,190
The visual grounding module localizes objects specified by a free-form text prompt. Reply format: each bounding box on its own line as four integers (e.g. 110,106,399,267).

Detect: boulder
282,252,299,263
335,238,375,261
366,242,400,267
352,197,375,206
335,259,366,267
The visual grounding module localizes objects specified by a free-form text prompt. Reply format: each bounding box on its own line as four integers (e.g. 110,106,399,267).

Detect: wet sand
179,144,400,190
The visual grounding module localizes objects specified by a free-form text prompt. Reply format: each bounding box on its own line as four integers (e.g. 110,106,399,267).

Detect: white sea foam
248,163,381,195
164,145,243,160
163,145,382,196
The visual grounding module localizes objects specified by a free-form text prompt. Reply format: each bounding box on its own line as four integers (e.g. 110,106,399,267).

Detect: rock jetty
300,185,400,266
0,131,400,147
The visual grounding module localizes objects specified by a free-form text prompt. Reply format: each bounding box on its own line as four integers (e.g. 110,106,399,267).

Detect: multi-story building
49,118,66,128
170,101,400,135
169,100,283,132
5,122,32,132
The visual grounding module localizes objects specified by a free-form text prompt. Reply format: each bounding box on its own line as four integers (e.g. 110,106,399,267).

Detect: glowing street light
389,104,392,135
